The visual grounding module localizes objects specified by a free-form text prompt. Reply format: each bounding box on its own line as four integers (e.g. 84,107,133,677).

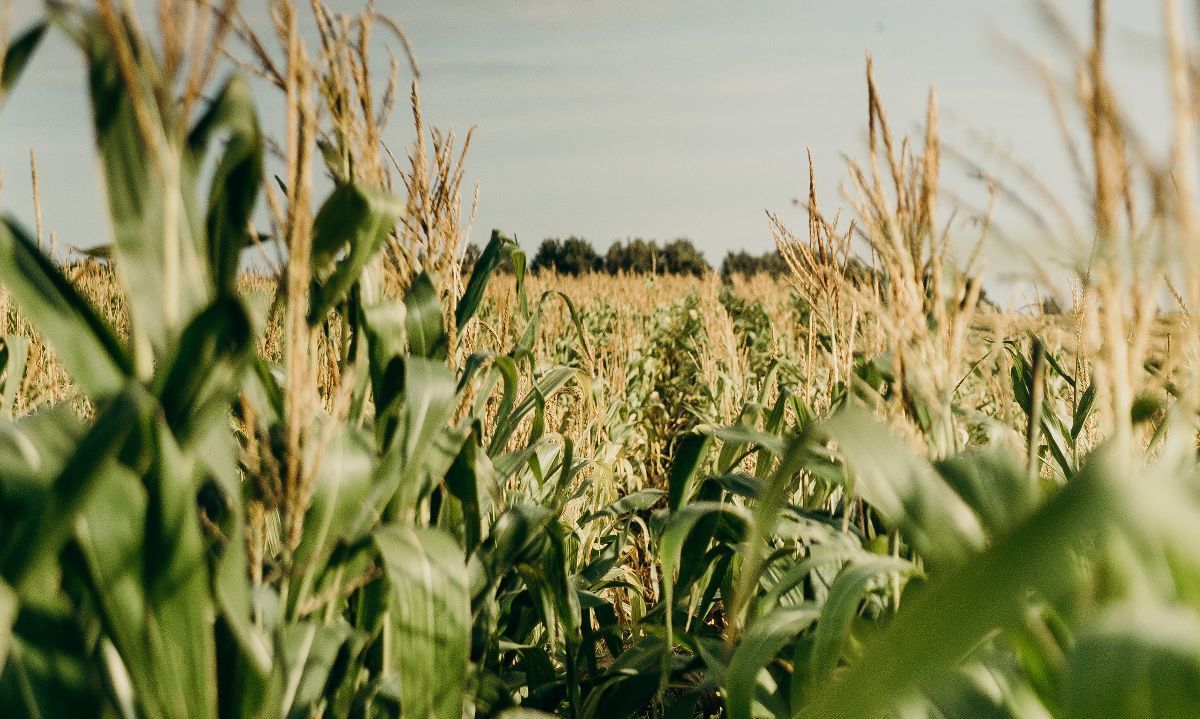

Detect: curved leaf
0,22,47,106
186,74,263,296
1065,604,1200,719
489,365,583,453
667,433,711,512
404,271,447,360
820,407,985,569
725,606,819,719
806,557,913,688
456,229,516,331
291,423,375,616
375,526,470,719
660,502,751,649
802,451,1119,719
371,358,461,521
0,579,12,671
309,183,403,322
2,388,142,595
73,14,209,357
153,296,253,444
0,218,131,398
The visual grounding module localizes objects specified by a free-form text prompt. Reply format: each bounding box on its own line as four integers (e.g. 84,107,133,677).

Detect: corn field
2,1,1200,718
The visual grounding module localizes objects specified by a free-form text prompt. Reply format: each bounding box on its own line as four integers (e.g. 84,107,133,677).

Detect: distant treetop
463,236,802,279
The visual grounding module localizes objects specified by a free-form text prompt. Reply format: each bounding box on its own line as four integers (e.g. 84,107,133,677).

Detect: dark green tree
719,249,789,278
530,236,602,275
604,241,626,274
660,237,710,276
605,238,659,274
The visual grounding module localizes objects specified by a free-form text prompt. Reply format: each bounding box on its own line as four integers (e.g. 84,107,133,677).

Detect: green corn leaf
579,636,671,719
66,407,222,719
277,620,354,717
375,526,470,719
806,556,913,689
0,22,47,106
514,646,560,709
1071,383,1097,440
202,429,271,718
496,710,559,719
290,423,374,617
723,430,816,637
755,390,792,479
0,406,86,528
707,472,760,500
404,271,448,360
758,543,869,612
0,217,131,398
714,423,787,467
1010,346,1074,477
2,388,141,596
489,366,582,453
362,298,407,414
1041,413,1074,479
801,449,1119,719
467,503,554,605
512,290,593,363
371,358,461,521
153,296,253,444
456,229,516,331
472,670,515,717
516,516,581,646
73,459,175,719
717,408,765,473
537,290,594,364
921,660,1050,718
935,451,1036,538
667,433,711,512
0,616,104,718
141,420,219,719
74,464,154,706
443,425,498,552
660,502,751,649
724,606,820,719
512,245,528,315
186,74,263,297
308,183,403,323
249,356,285,425
458,355,516,432
1064,603,1200,718
546,435,579,509
73,14,209,359
820,407,986,569
579,489,665,525
1041,345,1078,389
668,479,731,594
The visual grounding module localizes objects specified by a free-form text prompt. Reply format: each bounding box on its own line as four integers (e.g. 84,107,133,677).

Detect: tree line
462,236,792,278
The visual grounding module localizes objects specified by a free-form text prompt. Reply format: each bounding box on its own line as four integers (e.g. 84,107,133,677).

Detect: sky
0,1,1180,288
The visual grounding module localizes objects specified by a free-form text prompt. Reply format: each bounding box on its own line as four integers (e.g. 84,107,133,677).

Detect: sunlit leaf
375,526,470,719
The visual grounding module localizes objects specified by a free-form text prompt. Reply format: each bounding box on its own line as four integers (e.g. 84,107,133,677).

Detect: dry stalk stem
29,150,42,251
279,0,318,554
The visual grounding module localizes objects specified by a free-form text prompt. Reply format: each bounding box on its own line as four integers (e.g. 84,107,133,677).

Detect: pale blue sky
0,1,1176,278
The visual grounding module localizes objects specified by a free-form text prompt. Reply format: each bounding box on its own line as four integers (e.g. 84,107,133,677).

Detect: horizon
0,1,1178,303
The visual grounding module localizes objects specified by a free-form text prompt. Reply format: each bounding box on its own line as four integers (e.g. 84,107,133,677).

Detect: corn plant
564,387,1200,719
6,2,1200,719
0,6,625,718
